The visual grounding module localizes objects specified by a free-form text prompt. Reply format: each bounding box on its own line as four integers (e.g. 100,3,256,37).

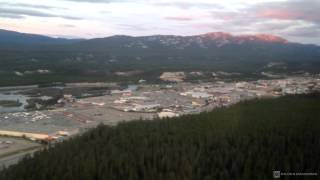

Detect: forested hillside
1,94,320,180
1,30,320,86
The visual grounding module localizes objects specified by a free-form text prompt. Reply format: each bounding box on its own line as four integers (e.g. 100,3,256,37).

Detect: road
0,146,41,169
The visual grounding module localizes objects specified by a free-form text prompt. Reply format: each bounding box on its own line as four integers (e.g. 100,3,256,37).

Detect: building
0,130,52,142
132,104,161,112
181,91,212,99
158,112,179,118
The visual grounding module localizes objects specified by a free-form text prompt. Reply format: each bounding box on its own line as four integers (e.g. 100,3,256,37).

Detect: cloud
59,24,77,28
252,0,320,24
116,23,151,31
164,16,194,21
0,7,82,20
1,2,63,10
61,0,129,3
255,21,295,32
0,0,319,45
0,13,24,19
283,25,320,37
153,2,224,10
198,0,319,42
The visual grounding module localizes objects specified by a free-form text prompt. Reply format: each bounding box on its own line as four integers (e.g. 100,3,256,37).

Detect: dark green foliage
1,94,320,179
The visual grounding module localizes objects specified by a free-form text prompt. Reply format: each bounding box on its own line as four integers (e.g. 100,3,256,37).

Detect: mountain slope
0,29,82,45
77,32,290,51
75,32,320,62
0,30,319,85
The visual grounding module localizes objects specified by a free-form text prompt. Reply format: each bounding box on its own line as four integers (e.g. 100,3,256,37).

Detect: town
1,75,320,167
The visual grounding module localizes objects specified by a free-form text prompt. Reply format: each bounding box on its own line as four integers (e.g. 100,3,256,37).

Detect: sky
0,0,319,45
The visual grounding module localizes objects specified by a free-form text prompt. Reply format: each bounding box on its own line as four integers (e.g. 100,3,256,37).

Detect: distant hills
79,32,289,51
0,29,319,86
0,28,313,47
0,28,318,52
0,29,82,45
74,32,320,60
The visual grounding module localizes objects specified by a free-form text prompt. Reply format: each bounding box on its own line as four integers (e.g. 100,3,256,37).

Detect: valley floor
0,75,319,169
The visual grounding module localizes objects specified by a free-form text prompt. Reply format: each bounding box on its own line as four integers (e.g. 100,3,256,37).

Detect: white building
158,112,179,118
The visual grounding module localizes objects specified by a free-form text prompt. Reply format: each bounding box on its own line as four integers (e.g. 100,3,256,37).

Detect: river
0,92,30,113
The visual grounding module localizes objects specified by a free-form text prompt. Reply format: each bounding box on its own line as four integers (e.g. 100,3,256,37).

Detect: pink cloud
252,0,320,23
257,9,303,20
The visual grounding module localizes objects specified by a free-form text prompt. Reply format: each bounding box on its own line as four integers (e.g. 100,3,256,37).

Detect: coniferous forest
1,94,320,180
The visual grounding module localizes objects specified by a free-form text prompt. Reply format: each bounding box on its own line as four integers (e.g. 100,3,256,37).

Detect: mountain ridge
86,32,290,45
1,28,319,48
0,29,83,45
0,28,319,86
